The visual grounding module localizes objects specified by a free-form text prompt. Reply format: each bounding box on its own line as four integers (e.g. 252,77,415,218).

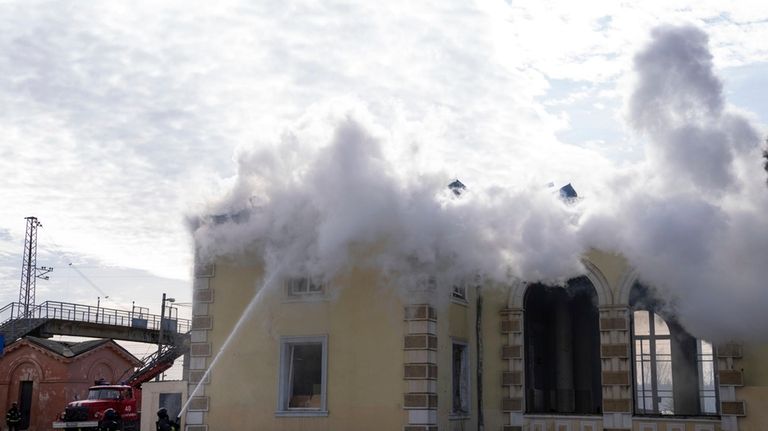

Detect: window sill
632,414,721,421
275,410,329,417
450,297,469,306
281,295,329,304
524,413,603,419
449,414,470,421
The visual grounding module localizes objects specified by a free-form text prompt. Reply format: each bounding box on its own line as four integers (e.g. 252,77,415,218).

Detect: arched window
633,310,674,414
524,277,602,414
630,285,718,416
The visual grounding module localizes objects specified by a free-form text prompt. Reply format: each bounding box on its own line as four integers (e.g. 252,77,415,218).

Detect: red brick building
0,336,140,430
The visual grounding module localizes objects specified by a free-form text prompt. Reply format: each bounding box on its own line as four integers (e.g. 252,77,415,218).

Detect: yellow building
184,249,767,431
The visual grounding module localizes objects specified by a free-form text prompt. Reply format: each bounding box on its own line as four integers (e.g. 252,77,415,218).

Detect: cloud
0,1,567,282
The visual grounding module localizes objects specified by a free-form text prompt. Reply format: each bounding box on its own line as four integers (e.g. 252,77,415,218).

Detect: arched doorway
8,360,43,430
524,277,602,414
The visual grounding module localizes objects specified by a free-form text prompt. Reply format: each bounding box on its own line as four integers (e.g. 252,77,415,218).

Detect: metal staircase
0,317,50,343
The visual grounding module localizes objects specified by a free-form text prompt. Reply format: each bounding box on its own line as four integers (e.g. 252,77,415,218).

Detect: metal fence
0,300,190,333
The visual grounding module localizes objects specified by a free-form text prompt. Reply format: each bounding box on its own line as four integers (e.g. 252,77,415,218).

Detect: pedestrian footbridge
0,301,190,346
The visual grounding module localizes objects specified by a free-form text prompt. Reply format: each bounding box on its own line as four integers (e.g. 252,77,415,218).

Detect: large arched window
524,277,602,414
630,285,718,416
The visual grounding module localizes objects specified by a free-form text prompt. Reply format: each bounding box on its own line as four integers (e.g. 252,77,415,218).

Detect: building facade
185,250,767,431
0,337,140,430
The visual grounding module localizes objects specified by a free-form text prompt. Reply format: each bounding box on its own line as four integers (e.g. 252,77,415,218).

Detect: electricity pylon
18,217,52,318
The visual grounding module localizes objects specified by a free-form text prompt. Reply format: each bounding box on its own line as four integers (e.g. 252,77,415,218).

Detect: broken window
452,275,480,302
452,284,467,301
278,336,327,414
524,277,602,414
630,284,718,416
286,277,325,297
451,340,470,416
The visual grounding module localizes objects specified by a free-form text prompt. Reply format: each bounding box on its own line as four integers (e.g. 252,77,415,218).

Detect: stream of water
178,269,280,417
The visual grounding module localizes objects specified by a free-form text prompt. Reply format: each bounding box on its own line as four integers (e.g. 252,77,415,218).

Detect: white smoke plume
763,144,768,184
193,109,587,294
193,25,768,342
583,25,768,342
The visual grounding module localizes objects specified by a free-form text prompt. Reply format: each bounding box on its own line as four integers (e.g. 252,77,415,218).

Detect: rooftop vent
448,179,466,196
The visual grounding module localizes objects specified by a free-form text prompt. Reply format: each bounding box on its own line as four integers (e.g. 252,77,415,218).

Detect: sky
1,1,768,347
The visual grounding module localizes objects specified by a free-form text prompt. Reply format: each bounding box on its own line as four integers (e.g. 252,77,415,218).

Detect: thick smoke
193,111,587,296
194,25,768,342
627,25,760,193
763,143,768,184
583,25,768,342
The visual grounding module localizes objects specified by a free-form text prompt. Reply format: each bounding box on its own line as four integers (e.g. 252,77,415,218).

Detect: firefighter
99,408,121,431
5,403,21,431
155,407,180,431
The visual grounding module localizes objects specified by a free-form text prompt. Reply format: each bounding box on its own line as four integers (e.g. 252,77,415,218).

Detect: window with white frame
630,283,719,417
277,336,328,416
633,310,675,414
697,340,717,414
451,340,470,416
285,277,325,298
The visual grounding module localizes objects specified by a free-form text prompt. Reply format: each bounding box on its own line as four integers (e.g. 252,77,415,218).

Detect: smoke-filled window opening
630,284,719,416
523,277,602,415
451,275,480,303
285,277,325,298
451,339,470,416
452,284,467,302
277,336,328,416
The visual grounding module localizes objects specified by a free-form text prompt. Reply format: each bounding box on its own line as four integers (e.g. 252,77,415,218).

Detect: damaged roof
23,336,139,363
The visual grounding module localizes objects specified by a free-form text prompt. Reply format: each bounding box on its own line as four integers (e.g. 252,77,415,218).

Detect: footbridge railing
0,301,191,334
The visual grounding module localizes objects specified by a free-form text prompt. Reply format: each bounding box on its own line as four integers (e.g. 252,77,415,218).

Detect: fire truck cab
52,383,140,431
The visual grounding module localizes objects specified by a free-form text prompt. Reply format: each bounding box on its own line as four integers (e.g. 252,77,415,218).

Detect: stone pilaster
404,304,438,431
599,306,632,431
185,259,214,431
717,343,744,431
500,308,524,431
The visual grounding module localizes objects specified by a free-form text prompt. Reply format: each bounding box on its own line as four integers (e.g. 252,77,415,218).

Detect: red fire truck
52,344,183,431
52,384,141,430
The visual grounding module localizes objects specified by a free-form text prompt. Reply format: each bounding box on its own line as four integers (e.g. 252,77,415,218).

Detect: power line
37,229,130,310
67,263,110,299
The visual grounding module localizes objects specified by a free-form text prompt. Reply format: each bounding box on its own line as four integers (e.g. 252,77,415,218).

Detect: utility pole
18,217,52,318
156,293,166,382
156,293,175,381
